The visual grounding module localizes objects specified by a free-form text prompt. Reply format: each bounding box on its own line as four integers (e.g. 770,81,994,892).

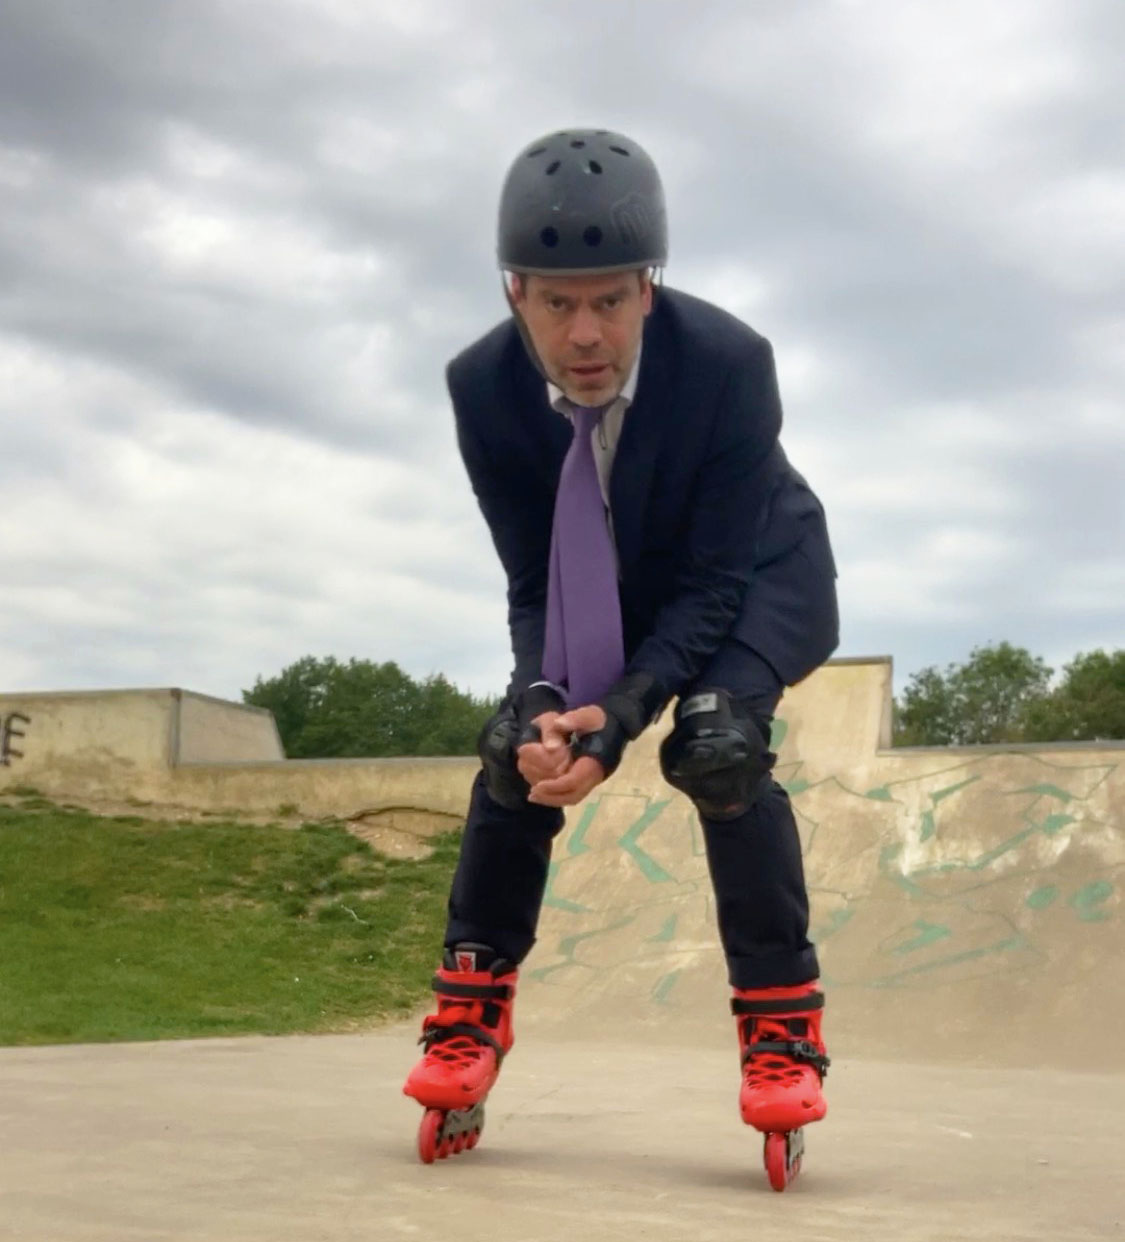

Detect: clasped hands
518,706,608,807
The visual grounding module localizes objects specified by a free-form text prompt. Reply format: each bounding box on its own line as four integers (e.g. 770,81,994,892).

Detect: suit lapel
609,309,673,573
511,347,571,486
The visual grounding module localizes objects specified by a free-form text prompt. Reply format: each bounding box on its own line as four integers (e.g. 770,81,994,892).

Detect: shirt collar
547,342,643,416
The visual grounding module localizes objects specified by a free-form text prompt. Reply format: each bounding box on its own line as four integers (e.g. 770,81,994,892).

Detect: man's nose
568,303,602,349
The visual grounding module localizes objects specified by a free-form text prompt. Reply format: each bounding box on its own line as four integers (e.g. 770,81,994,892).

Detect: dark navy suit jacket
448,288,839,702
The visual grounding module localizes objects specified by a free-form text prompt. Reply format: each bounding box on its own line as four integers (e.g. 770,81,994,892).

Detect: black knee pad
477,704,530,810
476,685,567,811
659,689,776,821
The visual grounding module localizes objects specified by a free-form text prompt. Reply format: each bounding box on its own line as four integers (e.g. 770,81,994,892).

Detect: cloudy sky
1,0,1121,707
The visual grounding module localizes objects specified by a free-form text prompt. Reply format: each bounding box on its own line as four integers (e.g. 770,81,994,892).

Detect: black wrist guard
571,672,668,776
515,683,567,737
477,684,567,810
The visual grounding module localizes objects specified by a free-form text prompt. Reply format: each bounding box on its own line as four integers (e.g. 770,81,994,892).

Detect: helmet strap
501,274,552,382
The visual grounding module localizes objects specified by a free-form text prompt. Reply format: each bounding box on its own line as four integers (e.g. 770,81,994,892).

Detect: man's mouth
570,363,609,378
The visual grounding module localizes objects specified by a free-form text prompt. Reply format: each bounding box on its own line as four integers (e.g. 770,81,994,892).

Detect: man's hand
516,711,572,785
527,705,609,807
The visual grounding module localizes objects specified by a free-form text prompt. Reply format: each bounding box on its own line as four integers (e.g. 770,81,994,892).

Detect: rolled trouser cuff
726,945,820,991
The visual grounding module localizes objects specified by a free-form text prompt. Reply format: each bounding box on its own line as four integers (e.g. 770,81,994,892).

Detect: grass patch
0,801,460,1045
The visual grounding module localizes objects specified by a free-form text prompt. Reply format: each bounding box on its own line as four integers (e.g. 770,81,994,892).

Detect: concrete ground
2,1029,1123,1242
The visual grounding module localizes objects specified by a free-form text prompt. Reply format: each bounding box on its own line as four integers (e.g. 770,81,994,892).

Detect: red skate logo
456,950,478,973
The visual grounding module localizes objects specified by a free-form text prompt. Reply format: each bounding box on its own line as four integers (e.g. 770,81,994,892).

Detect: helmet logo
611,192,652,248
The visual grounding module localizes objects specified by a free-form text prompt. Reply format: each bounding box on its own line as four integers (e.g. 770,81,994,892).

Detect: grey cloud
1,0,1121,699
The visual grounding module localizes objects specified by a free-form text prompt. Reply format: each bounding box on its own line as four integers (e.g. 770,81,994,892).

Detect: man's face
511,271,653,407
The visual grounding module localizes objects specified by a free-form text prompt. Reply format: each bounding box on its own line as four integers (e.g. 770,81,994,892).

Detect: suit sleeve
625,336,786,696
449,370,552,698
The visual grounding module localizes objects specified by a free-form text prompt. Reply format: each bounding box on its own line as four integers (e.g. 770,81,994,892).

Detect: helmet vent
527,147,547,158
540,226,560,248
583,226,603,247
588,160,603,174
609,145,630,156
570,139,586,148
545,160,561,175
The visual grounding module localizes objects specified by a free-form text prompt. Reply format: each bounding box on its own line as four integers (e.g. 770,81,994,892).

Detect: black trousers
444,641,819,990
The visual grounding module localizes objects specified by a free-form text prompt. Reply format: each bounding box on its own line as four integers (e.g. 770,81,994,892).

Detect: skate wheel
764,1132,789,1192
417,1110,443,1165
452,1133,467,1155
466,1127,480,1150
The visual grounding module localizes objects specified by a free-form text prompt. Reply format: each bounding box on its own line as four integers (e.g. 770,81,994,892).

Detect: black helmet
497,129,667,276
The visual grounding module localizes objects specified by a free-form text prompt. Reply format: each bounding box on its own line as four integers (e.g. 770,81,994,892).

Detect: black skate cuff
731,991,825,1016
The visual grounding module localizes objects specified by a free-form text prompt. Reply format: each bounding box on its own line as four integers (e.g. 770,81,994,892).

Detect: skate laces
741,1016,819,1088
740,1023,804,1083
420,1001,497,1069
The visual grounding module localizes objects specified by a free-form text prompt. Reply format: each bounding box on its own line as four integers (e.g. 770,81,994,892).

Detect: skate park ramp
519,657,1125,1071
2,657,1123,1241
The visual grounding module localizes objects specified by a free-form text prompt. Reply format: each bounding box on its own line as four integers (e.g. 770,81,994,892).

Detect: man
403,129,838,1163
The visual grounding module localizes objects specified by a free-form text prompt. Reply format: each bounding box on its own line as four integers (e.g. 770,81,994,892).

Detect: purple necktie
542,405,626,706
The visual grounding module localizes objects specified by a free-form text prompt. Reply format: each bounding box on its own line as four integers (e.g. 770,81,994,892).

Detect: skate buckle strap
419,1021,507,1061
430,976,513,1001
742,1038,831,1078
730,991,824,1017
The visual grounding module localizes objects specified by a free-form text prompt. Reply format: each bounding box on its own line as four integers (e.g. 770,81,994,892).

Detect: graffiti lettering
1,712,30,766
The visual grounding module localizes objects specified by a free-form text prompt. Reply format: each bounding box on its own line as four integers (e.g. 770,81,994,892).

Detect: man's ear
506,272,528,316
640,271,654,316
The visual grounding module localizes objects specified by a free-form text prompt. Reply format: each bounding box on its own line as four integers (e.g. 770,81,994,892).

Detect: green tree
894,642,1053,746
243,657,500,758
893,666,958,747
1022,648,1125,742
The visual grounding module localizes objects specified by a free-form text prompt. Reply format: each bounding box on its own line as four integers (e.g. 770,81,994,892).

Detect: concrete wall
0,685,477,823
0,688,282,802
0,689,175,792
174,690,284,764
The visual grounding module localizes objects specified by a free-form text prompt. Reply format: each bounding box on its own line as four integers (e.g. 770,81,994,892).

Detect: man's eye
548,299,567,312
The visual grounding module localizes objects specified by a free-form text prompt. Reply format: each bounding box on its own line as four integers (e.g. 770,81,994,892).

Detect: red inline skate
732,982,830,1191
402,943,517,1163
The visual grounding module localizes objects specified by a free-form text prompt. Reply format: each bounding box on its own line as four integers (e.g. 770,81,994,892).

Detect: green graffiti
647,914,678,944
871,936,1025,987
771,718,788,749
783,777,811,796
966,828,1038,870
892,919,952,955
879,842,928,895
567,802,598,856
864,785,894,801
930,775,981,806
1012,783,1073,802
1069,881,1114,923
919,809,936,842
1041,813,1076,836
812,906,854,941
1026,885,1059,910
542,861,590,913
652,970,681,1004
529,915,637,982
618,800,676,883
